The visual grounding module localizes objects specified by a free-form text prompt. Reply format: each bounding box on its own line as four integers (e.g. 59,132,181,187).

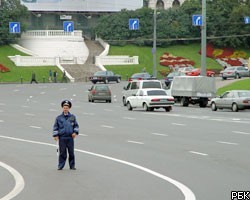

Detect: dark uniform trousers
58,137,75,169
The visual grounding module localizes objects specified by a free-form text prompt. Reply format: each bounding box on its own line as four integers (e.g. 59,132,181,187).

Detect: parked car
89,71,121,84
186,68,215,77
126,89,175,112
88,84,112,103
210,90,250,112
128,72,156,82
122,80,163,106
164,71,186,87
178,66,194,73
220,66,250,80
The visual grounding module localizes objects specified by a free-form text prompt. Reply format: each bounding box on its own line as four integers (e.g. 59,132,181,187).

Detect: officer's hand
54,136,59,141
72,133,77,139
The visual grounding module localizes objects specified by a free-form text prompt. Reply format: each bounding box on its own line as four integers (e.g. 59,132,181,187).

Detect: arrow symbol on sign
66,23,72,32
12,24,18,33
132,21,137,30
196,16,201,25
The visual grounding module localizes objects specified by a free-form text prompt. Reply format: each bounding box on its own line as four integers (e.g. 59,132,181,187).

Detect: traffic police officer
53,100,79,170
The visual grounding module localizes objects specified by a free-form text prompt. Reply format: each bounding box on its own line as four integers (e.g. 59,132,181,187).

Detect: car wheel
235,73,239,79
211,102,217,111
143,103,149,111
123,97,127,106
104,79,108,84
127,102,133,111
109,100,112,103
222,77,227,80
180,97,189,107
165,107,171,112
117,78,121,83
232,103,238,112
88,98,91,102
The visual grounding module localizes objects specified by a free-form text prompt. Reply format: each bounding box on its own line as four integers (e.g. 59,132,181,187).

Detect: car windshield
142,82,162,89
147,90,166,96
132,73,150,78
94,71,106,76
238,91,250,97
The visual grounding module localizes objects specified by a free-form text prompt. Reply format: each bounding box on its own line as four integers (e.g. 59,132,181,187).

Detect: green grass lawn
217,78,250,95
105,43,250,79
0,45,61,83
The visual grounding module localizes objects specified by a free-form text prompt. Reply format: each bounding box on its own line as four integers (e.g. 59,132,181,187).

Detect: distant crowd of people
30,69,68,84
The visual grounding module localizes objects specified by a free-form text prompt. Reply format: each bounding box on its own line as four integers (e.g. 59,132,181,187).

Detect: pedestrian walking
30,72,38,84
53,100,79,170
61,70,68,83
53,70,58,83
49,69,52,82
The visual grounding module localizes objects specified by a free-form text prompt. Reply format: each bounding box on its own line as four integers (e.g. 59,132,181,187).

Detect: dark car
89,71,121,84
88,85,112,103
164,71,186,87
128,72,156,82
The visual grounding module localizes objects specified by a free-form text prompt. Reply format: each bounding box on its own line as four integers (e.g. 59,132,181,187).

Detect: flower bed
0,64,10,72
160,53,195,68
199,43,247,67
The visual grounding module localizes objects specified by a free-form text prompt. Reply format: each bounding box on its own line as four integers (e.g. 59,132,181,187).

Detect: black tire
127,102,133,110
211,102,217,111
235,73,239,79
165,107,171,112
222,77,227,80
143,103,149,111
116,78,121,83
104,78,109,84
232,103,238,112
199,98,208,108
180,97,189,107
123,97,127,106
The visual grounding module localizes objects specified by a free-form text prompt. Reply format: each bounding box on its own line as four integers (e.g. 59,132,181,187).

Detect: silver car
210,90,250,112
220,66,250,80
88,85,112,103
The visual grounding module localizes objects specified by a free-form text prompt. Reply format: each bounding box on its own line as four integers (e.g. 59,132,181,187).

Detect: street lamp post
201,0,207,76
153,5,157,78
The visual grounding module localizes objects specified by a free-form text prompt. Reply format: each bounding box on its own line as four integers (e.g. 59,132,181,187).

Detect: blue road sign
192,15,202,26
9,22,20,33
63,21,74,32
244,17,250,24
129,18,139,30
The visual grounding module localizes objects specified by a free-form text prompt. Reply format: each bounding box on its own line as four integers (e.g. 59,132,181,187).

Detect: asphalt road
0,80,249,200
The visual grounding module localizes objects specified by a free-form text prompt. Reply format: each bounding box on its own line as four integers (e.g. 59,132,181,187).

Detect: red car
186,68,215,77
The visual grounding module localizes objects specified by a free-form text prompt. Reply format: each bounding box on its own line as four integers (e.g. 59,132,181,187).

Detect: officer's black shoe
70,167,76,170
57,167,63,170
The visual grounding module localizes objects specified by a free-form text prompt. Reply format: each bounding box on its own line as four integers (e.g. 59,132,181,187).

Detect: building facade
147,0,186,9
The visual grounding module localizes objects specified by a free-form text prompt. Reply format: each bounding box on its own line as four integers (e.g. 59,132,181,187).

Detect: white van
122,80,163,106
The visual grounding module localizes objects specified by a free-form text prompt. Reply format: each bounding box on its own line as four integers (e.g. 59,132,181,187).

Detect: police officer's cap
61,100,72,108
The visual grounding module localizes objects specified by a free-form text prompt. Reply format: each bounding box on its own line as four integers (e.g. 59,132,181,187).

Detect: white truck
166,76,216,107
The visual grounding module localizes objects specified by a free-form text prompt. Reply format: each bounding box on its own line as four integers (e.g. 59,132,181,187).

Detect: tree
0,0,29,45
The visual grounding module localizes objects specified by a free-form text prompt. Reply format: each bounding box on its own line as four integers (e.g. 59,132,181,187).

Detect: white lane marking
232,118,240,121
217,141,238,145
82,112,94,115
40,92,46,95
79,134,88,137
29,126,41,129
0,103,6,106
152,133,168,137
127,140,144,145
21,106,29,108
13,89,20,92
25,113,35,116
0,120,4,123
101,125,114,129
172,123,186,126
232,131,250,135
49,109,58,112
60,88,67,90
123,117,136,120
0,161,25,200
189,151,208,156
0,135,196,200
104,109,113,112
0,110,3,112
